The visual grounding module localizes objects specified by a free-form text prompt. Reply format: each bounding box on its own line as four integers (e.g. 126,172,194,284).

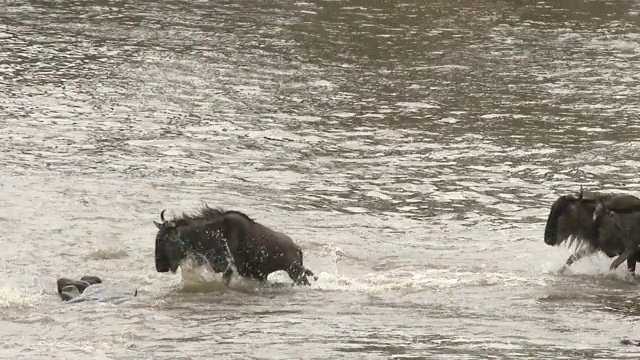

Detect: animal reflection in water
544,187,640,276
153,206,317,287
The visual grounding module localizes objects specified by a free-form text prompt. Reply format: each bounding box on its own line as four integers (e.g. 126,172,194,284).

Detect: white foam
176,265,548,294
0,286,39,308
307,269,547,293
172,246,548,295
436,117,459,124
179,260,220,284
179,267,283,293
395,101,440,109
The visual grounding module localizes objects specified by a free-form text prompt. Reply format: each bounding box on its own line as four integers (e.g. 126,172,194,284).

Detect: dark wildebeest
57,276,103,301
153,206,317,286
592,198,640,271
543,187,640,275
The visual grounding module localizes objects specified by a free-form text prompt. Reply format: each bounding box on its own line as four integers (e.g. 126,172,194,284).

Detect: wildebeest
543,187,640,275
153,206,317,286
57,276,103,301
592,198,640,271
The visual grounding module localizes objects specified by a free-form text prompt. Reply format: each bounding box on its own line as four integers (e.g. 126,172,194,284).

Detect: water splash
306,268,549,293
0,286,39,309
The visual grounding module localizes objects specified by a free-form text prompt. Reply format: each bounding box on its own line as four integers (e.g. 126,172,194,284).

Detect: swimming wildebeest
592,198,640,271
56,276,138,303
543,187,640,275
57,276,103,301
153,206,317,286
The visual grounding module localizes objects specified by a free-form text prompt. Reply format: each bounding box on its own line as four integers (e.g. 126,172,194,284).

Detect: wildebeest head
57,276,103,301
153,209,183,273
152,205,255,275
543,186,597,247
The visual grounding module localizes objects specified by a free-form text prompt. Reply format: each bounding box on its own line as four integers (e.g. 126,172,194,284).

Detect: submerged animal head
60,285,81,301
153,205,255,274
153,207,232,274
56,277,102,301
543,186,598,246
57,277,89,295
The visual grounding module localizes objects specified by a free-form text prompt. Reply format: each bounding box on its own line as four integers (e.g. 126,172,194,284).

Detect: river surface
1,0,640,359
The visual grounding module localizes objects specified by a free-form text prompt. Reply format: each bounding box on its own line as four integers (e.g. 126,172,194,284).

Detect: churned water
1,0,640,359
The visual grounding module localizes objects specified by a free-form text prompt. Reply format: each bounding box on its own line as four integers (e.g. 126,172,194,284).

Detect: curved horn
160,209,167,222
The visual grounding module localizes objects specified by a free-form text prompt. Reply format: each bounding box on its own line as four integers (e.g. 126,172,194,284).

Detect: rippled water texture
2,0,640,359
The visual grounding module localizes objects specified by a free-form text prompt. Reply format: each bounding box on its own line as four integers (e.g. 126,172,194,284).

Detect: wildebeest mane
165,205,256,227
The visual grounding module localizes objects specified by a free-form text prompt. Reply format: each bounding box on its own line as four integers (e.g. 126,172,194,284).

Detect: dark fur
543,187,640,274
57,276,103,301
153,206,317,286
592,200,640,271
621,339,640,346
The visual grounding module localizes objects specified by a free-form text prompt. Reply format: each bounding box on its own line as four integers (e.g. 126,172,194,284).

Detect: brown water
2,0,640,359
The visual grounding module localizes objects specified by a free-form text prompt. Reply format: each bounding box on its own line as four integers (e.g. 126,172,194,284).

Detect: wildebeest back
601,195,640,214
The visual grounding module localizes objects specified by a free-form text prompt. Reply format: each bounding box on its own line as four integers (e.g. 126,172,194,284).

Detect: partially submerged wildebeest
56,276,138,303
592,198,640,271
57,276,103,301
543,187,640,275
153,206,317,286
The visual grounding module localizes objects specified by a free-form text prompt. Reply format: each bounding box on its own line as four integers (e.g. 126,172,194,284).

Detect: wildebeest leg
626,252,637,277
304,268,318,282
253,273,268,282
203,243,236,286
558,245,597,274
288,248,316,285
215,256,235,287
222,268,233,286
610,248,637,271
287,263,311,286
295,273,310,286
